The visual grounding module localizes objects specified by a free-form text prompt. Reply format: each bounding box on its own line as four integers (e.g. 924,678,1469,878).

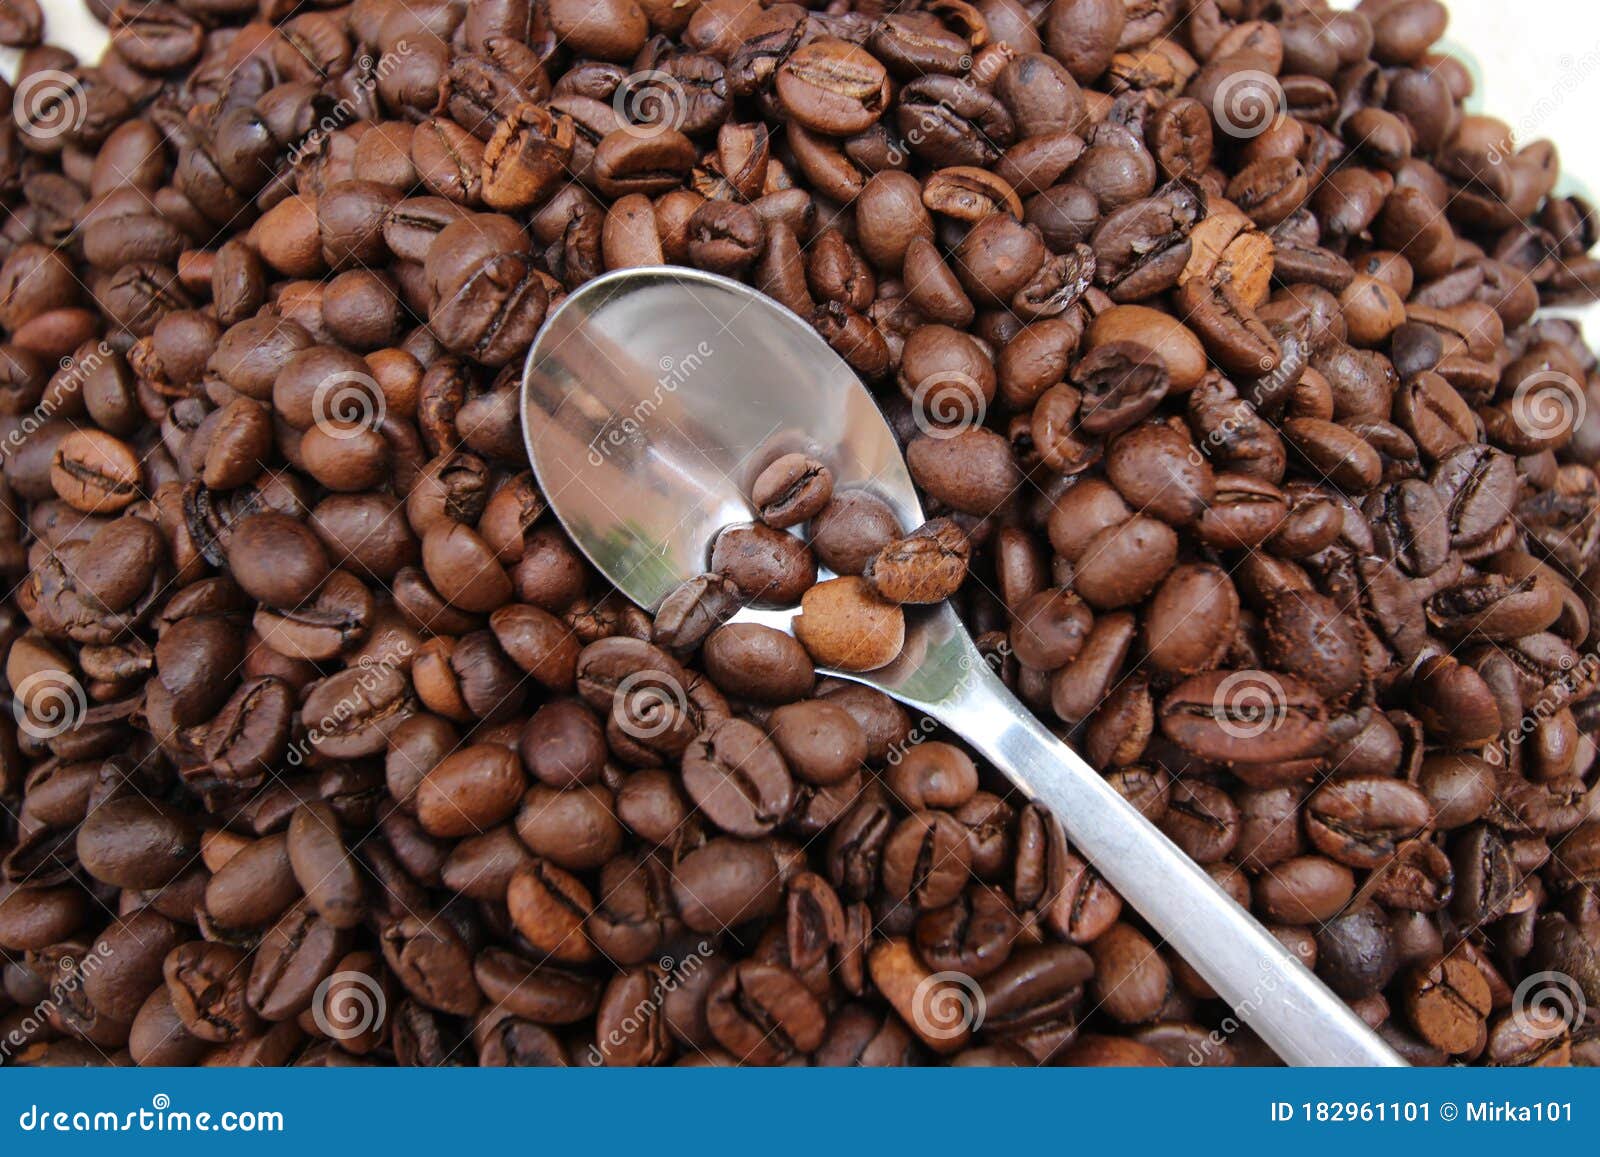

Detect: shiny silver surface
523,266,1404,1067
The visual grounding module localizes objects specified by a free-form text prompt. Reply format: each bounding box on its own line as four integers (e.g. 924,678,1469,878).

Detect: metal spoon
521,266,1403,1067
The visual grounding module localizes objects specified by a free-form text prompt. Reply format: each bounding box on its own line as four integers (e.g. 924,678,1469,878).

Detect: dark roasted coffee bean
709,521,817,607
777,40,891,137
1159,670,1328,764
706,961,827,1064
752,454,834,529
1305,777,1432,869
164,941,259,1043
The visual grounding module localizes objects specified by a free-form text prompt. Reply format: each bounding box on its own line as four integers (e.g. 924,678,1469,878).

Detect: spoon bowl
519,266,920,613
523,266,1403,1067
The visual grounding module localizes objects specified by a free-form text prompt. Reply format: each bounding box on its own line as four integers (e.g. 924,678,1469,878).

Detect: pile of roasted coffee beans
1,0,1599,1067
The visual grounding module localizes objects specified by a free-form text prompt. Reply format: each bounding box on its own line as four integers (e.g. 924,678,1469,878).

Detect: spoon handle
934,656,1405,1067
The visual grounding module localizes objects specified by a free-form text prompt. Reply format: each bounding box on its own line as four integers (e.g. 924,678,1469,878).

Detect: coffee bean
752,454,834,529
810,490,903,575
417,744,525,838
248,902,349,1021
793,577,905,672
702,623,815,703
77,798,199,890
882,810,972,909
709,522,816,607
766,699,866,787
777,41,891,137
652,573,742,652
50,430,141,513
861,519,969,606
681,717,795,837
1159,670,1329,764
671,837,781,932
1306,777,1432,869
1402,954,1491,1056
164,942,260,1043
706,960,827,1064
